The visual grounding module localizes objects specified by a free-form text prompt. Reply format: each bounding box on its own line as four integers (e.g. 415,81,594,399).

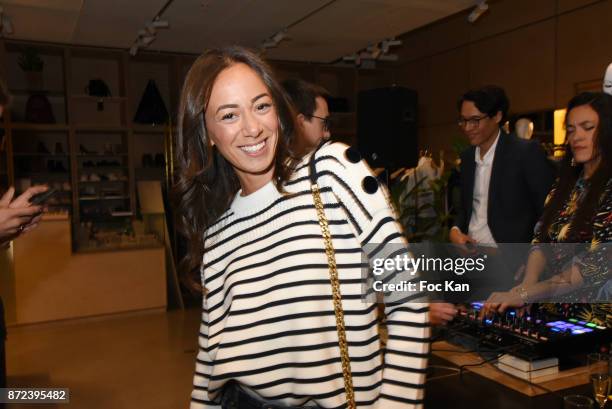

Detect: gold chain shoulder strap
308,144,355,409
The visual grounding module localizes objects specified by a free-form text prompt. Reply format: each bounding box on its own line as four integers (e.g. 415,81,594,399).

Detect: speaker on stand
356,86,418,171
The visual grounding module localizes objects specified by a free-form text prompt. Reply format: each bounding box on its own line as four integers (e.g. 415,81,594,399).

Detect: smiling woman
204,63,280,195
174,46,430,409
174,47,297,286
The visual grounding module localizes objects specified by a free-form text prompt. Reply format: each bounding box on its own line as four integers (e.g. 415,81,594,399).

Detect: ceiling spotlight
262,29,288,49
378,54,398,62
342,53,362,66
130,16,169,55
367,44,382,60
381,38,402,52
272,30,286,43
152,19,169,29
344,37,402,67
140,35,156,46
468,1,489,23
145,23,156,35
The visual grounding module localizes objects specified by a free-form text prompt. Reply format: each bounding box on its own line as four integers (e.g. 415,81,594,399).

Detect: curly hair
174,46,299,291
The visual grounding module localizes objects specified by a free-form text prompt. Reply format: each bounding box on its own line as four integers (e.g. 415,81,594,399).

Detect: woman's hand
482,290,525,315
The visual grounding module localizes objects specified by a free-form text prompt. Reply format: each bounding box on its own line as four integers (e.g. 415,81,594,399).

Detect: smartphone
29,188,58,205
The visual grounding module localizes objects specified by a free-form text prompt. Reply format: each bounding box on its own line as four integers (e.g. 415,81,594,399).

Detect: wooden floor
6,308,202,409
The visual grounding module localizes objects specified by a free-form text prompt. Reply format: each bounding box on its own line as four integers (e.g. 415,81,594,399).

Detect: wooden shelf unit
1,40,393,251
0,40,174,252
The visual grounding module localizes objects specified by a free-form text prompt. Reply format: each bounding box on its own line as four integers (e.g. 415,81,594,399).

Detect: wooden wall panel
556,0,612,106
395,27,433,63
557,0,602,13
426,48,470,126
469,20,556,114
469,0,556,42
425,13,471,56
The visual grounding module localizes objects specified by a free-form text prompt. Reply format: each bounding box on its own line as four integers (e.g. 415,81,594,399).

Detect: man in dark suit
429,85,556,317
450,85,554,247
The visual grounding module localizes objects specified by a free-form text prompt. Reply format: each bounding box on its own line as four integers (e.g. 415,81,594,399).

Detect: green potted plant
18,47,44,90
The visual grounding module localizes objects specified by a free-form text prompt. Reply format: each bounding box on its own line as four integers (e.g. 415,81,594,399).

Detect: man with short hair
450,85,554,247
282,79,331,156
432,86,554,325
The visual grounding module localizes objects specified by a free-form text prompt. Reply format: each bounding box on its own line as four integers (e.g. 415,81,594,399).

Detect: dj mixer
445,302,611,361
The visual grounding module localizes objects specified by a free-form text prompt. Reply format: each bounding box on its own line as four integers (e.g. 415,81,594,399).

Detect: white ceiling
1,0,474,63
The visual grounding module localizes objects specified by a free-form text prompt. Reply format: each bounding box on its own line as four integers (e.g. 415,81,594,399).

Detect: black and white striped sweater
191,142,430,409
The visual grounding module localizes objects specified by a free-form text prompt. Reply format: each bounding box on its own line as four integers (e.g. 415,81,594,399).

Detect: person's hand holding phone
0,185,48,243
11,185,50,208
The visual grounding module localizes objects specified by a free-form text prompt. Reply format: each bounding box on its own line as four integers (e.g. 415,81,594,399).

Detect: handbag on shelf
85,79,111,111
133,79,169,125
86,79,111,98
25,93,55,123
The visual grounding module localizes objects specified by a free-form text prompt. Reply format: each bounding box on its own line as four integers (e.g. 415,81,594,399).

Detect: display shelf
10,89,65,97
77,153,129,157
71,95,126,102
9,123,69,131
78,180,128,184
132,124,167,133
16,172,70,178
13,153,70,157
75,126,129,132
75,243,163,254
41,213,70,221
79,196,130,201
79,166,129,171
79,213,134,223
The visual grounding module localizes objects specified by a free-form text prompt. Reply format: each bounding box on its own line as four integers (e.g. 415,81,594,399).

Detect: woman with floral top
485,92,611,314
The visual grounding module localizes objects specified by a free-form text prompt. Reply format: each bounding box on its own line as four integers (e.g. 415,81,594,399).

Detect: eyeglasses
458,115,489,129
310,115,331,131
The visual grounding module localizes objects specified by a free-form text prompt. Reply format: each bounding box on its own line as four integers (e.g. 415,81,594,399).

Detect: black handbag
86,79,111,97
133,79,169,125
25,93,56,123
85,79,111,111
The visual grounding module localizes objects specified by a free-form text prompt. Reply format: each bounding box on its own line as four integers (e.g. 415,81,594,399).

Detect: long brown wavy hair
538,92,612,242
174,46,299,291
